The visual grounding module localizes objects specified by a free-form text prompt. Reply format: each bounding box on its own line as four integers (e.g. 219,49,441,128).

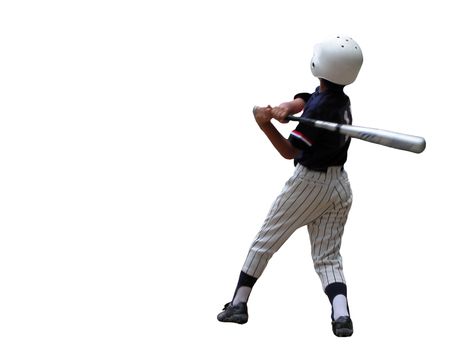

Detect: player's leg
307,169,353,336
307,203,350,290
216,271,256,324
218,166,330,323
242,168,331,280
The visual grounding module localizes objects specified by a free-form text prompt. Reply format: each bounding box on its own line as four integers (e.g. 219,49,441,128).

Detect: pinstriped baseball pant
242,164,353,290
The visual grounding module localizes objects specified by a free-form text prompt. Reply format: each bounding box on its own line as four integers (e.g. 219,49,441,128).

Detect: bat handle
285,115,301,122
285,115,318,128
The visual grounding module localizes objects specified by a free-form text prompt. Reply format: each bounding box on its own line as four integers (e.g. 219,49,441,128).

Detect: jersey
288,86,352,171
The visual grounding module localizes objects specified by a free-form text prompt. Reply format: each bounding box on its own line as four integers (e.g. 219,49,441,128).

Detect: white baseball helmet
310,36,363,85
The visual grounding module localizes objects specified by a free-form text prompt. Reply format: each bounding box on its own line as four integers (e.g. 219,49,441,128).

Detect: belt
306,165,344,173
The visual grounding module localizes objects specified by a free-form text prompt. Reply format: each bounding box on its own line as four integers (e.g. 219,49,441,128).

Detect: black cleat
332,316,353,337
217,302,248,324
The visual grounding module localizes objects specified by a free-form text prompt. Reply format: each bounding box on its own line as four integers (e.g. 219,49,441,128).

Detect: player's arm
271,97,306,123
253,106,300,160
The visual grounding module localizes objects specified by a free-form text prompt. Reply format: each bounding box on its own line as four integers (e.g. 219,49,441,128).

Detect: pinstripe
335,207,349,282
315,204,350,287
339,261,346,282
330,216,342,284
310,214,328,286
253,177,310,240
247,174,338,277
245,183,316,276
298,185,332,225
270,192,284,216
281,185,330,236
336,180,349,202
311,211,333,263
324,221,333,285
306,172,352,288
242,166,352,287
264,180,312,230
244,180,312,273
250,185,324,275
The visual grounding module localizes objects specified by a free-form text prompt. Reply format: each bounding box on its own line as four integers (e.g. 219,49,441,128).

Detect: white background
0,0,450,349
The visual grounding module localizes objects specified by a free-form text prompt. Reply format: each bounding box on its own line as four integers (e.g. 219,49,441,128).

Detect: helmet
310,36,363,85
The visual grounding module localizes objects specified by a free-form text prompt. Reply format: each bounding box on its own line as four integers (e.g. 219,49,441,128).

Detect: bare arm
271,97,306,122
253,106,300,160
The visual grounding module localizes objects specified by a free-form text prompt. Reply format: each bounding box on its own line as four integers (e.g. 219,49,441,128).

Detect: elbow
280,147,299,160
281,152,294,160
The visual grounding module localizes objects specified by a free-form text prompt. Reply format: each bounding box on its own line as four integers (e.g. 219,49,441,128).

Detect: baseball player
217,36,363,337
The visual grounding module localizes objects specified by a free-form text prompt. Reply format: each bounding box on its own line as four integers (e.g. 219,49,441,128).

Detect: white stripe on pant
242,165,353,289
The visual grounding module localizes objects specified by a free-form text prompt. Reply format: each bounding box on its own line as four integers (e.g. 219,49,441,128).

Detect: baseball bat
285,115,426,154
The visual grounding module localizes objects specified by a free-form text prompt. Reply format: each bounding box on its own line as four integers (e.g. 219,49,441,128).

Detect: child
217,35,363,337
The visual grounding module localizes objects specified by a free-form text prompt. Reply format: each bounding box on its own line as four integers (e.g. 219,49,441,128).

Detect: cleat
332,316,353,337
217,302,248,324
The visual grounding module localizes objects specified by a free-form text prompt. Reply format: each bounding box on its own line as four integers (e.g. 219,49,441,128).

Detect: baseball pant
242,164,353,289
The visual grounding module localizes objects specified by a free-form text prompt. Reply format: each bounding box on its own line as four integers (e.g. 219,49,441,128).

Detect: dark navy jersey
288,86,352,170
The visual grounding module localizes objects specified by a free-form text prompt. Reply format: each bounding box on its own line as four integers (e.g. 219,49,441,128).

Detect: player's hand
253,105,273,126
271,106,290,123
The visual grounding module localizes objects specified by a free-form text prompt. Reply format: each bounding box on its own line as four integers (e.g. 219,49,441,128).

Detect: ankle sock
325,282,350,321
332,294,349,320
232,286,252,305
232,271,257,306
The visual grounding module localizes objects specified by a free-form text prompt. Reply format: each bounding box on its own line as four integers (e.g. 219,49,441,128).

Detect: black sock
231,271,258,304
325,282,347,303
325,282,350,320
